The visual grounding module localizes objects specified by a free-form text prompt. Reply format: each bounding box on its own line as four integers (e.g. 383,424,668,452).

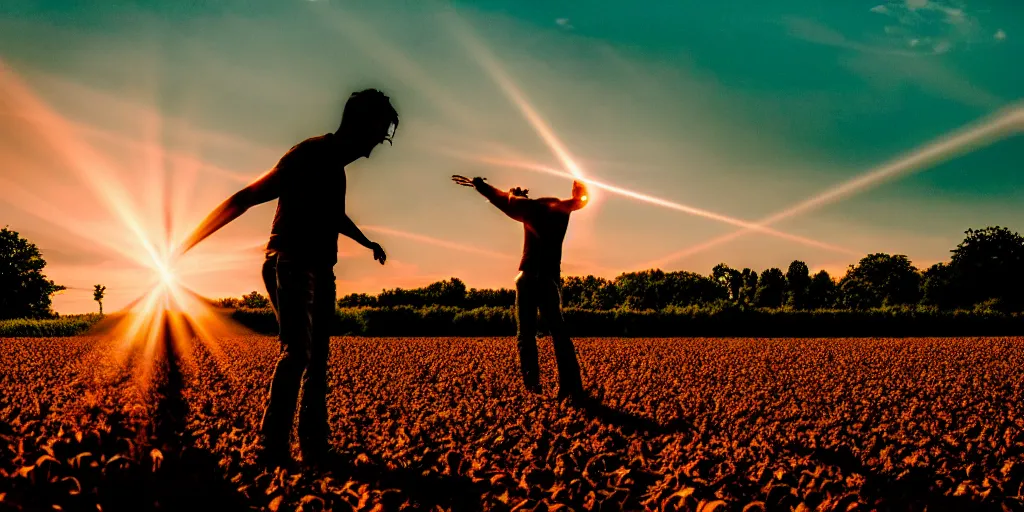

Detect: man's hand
369,242,387,265
451,175,487,189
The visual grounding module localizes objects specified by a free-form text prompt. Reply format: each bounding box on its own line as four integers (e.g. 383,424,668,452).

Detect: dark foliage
231,305,1024,338
0,227,64,319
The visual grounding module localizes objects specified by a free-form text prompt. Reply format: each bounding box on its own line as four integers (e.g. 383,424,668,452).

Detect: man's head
336,88,399,158
570,180,589,210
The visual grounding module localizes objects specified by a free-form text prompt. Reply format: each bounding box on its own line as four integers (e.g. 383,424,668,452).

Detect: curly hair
339,88,400,144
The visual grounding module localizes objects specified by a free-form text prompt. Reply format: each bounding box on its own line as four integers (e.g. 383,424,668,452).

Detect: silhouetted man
179,89,398,467
452,174,588,400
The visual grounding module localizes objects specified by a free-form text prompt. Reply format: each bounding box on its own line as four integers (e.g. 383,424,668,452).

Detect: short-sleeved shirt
265,134,345,266
481,186,571,277
518,201,570,277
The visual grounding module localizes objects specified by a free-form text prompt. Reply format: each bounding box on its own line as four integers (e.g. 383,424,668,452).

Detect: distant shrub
452,307,516,336
240,291,271,309
228,305,1024,337
0,314,101,337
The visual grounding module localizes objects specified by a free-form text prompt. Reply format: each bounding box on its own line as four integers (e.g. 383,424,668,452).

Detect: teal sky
1,0,1021,313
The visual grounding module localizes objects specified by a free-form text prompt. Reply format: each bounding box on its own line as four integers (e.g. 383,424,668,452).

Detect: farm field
1,335,1023,511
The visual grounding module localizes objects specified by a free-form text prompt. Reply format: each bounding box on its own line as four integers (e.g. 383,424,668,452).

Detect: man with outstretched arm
452,174,588,401
177,89,398,468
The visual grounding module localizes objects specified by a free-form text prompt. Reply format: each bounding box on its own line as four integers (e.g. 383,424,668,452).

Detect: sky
0,0,1021,314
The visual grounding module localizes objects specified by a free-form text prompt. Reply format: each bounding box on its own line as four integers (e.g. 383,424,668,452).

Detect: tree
949,226,1024,309
0,227,65,319
712,263,743,301
806,270,837,309
838,253,921,309
921,263,955,309
465,287,516,309
614,270,665,310
739,268,758,305
562,275,617,309
754,268,786,308
241,291,271,308
93,284,106,315
614,270,723,310
337,293,377,308
376,278,469,308
422,278,468,307
839,276,876,310
785,260,811,309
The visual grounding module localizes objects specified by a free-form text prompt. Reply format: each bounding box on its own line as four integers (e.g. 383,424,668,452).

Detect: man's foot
523,372,541,394
300,447,348,471
254,443,292,470
556,385,588,404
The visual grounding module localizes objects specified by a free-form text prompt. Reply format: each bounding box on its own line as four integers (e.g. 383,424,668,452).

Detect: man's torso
520,205,570,277
266,134,345,266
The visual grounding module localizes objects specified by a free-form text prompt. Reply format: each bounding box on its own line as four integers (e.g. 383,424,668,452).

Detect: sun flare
155,260,178,288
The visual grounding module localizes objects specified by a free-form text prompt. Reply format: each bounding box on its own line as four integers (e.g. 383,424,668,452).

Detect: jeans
259,250,336,456
514,271,584,395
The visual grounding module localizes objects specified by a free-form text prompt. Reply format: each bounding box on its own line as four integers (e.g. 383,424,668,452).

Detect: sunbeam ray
438,148,858,256
643,102,1024,269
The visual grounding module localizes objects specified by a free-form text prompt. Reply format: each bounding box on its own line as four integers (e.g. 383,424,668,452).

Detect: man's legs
259,253,315,460
262,252,281,324
514,272,541,391
536,276,584,398
298,268,335,460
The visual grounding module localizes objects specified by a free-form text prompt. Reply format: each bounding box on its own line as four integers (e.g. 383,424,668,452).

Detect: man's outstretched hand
452,175,486,189
370,242,387,265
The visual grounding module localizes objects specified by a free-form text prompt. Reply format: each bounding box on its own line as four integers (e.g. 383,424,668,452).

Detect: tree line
3,225,1022,320
311,225,1022,313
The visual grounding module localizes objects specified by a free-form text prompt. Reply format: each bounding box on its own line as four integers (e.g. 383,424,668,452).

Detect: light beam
643,102,1024,269
441,149,858,256
446,14,588,184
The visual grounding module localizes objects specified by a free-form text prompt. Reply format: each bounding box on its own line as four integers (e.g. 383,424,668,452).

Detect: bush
227,305,1024,337
452,307,516,336
0,314,101,337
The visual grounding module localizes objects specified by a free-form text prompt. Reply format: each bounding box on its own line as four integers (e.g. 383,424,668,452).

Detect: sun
155,260,178,288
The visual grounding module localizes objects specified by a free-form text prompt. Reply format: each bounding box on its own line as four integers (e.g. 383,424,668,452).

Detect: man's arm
338,214,386,265
452,175,531,221
177,167,280,255
554,180,589,214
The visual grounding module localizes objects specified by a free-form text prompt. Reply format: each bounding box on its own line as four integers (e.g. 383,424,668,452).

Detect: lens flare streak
644,103,1024,269
449,17,588,182
1,60,240,388
444,151,858,256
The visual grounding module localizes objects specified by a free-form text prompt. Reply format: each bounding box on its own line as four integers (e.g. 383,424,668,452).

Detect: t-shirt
265,134,345,266
479,185,571,277
519,203,570,277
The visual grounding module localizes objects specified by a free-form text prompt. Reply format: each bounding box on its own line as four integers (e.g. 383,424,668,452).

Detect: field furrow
2,336,1023,511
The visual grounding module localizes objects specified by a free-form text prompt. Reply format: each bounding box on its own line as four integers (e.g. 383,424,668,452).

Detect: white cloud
555,18,573,29
785,16,1004,108
854,0,999,56
994,29,1007,40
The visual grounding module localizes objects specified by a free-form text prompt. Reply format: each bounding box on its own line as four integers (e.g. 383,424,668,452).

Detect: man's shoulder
286,133,333,154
